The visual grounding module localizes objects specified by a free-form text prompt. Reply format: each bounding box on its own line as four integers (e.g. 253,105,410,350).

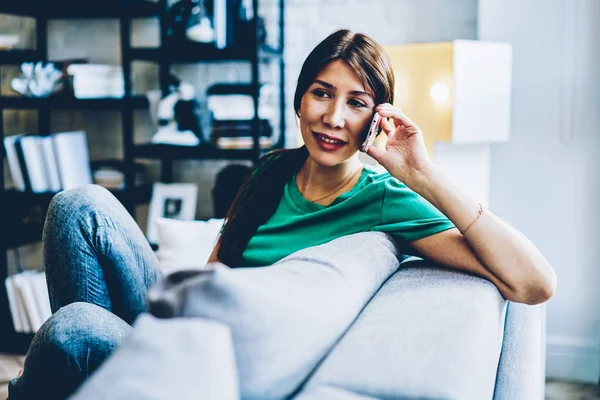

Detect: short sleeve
377,178,455,241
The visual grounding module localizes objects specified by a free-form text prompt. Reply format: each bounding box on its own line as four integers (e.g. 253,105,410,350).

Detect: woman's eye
349,99,366,108
311,89,329,98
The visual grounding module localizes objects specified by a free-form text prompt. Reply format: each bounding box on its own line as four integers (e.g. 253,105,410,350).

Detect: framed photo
146,182,198,244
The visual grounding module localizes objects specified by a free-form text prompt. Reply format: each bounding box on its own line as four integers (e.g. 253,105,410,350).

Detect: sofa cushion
70,314,239,400
298,259,508,400
154,217,223,271
146,232,403,400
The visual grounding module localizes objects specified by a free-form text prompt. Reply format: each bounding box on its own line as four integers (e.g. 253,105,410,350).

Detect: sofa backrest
296,259,510,400
147,231,403,399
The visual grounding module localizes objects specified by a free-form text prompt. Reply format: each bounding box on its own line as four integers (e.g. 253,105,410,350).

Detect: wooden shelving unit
0,0,285,353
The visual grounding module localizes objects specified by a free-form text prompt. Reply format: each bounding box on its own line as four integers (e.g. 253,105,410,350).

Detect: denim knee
9,302,131,400
48,184,116,216
39,301,131,356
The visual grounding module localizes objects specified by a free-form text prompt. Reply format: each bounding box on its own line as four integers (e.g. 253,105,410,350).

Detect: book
30,271,52,326
5,271,52,334
52,130,93,190
92,160,148,190
214,0,227,49
214,136,273,149
39,136,63,193
5,275,25,333
15,135,51,193
13,273,40,332
4,131,93,193
3,134,26,191
15,272,51,332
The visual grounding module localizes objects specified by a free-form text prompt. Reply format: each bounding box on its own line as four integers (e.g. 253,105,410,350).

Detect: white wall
479,0,600,383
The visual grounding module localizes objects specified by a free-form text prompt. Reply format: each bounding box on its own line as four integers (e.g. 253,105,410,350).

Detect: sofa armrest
493,302,546,400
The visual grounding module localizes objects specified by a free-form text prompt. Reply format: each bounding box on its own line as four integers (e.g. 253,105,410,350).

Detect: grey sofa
70,232,546,400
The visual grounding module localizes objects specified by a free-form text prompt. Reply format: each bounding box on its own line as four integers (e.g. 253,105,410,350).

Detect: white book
11,274,32,332
31,271,52,325
17,135,51,193
52,131,93,190
3,134,26,191
215,136,273,149
214,0,227,49
38,136,62,192
13,272,43,332
5,276,25,333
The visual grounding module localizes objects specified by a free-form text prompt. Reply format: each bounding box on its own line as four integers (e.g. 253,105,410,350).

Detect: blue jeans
8,185,162,400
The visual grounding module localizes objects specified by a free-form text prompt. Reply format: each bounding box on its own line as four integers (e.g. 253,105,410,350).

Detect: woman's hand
367,105,556,305
366,103,433,185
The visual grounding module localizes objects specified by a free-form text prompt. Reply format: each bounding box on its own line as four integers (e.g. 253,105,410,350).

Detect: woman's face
299,59,376,168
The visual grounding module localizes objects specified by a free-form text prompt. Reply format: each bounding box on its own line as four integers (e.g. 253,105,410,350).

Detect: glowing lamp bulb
430,83,450,103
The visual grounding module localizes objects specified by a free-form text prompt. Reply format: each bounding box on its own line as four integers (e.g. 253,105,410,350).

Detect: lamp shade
384,40,513,156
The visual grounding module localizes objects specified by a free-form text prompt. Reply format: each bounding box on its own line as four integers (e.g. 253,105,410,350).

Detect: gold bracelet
462,203,484,235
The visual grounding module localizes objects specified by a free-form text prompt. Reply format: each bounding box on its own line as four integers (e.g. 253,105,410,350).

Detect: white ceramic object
0,34,20,49
67,64,123,78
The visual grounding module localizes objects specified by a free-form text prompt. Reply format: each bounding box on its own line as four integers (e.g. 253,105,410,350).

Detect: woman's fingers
380,116,394,135
366,143,385,163
376,104,417,131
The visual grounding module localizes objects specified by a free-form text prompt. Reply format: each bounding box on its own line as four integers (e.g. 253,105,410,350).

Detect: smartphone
359,113,382,153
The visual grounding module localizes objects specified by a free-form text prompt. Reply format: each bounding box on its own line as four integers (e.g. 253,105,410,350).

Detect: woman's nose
322,100,345,129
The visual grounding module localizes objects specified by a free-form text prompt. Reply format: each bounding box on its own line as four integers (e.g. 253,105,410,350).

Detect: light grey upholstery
298,261,507,399
145,232,401,399
70,315,239,400
493,302,546,399
72,232,546,400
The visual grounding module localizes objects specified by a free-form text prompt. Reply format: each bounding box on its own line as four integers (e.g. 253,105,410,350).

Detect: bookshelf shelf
0,50,39,64
0,0,285,355
5,223,44,249
0,1,161,18
3,184,153,206
0,332,34,354
2,184,153,250
115,183,154,206
133,143,276,160
0,96,149,110
130,43,283,63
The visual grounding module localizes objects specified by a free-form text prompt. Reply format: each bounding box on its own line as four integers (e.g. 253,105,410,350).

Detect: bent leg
8,302,131,400
44,184,161,324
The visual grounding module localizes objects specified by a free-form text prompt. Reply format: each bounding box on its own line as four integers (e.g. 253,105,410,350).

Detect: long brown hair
217,29,395,267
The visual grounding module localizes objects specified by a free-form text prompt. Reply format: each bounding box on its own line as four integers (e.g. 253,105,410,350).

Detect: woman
8,29,556,399
210,30,555,304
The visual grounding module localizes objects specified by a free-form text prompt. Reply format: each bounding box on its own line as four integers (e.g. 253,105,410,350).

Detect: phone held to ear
359,113,381,153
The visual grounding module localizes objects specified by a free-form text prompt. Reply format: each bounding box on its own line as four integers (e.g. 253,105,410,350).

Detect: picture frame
146,182,198,244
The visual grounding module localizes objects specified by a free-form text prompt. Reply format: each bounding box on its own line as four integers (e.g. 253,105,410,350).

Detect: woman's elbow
509,265,557,305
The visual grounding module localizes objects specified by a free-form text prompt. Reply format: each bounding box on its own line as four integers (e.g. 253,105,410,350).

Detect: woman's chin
305,143,357,168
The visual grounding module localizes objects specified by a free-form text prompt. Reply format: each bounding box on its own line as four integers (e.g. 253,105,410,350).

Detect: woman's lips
313,132,346,151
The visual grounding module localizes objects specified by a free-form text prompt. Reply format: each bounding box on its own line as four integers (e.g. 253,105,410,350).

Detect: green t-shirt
241,165,455,267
